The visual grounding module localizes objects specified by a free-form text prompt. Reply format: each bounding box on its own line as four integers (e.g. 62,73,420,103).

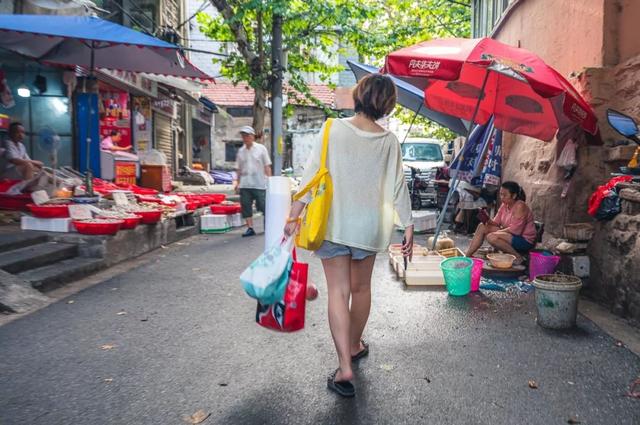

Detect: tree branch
209,0,260,74
443,0,471,7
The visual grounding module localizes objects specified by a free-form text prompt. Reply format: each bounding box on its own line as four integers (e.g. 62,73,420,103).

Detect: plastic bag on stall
138,149,167,166
240,237,294,305
595,190,622,221
588,175,633,217
557,138,577,168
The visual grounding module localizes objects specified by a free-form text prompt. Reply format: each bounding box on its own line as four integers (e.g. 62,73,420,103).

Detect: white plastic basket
230,213,243,228
200,214,230,234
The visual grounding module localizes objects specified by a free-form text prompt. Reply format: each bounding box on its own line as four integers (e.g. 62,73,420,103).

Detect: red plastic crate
0,194,32,211
27,203,70,219
73,220,123,235
210,203,241,214
136,210,162,224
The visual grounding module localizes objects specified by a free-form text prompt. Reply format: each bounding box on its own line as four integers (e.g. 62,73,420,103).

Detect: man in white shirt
234,126,272,237
0,122,43,180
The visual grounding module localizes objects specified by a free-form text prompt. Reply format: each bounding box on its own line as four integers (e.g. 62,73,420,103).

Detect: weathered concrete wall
494,0,605,76
493,0,640,323
500,53,640,237
495,0,640,237
48,216,200,266
212,108,272,169
607,0,640,65
287,106,326,176
587,189,640,326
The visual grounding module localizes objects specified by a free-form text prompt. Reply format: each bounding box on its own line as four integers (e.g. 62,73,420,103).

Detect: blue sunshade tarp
347,60,468,135
0,14,212,80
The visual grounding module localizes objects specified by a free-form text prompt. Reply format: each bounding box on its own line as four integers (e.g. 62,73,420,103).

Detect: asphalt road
1,228,639,425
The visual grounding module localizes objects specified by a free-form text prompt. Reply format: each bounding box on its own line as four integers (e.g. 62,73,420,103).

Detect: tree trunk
253,86,268,144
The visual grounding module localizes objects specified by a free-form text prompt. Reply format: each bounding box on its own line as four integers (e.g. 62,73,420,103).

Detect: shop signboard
193,104,213,125
114,162,137,186
152,95,177,119
99,69,158,98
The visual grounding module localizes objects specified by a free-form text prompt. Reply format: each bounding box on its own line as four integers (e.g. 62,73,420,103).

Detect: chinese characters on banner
114,161,137,185
99,89,131,148
481,130,502,186
132,96,152,151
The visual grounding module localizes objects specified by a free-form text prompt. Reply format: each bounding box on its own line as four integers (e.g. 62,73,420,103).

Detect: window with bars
472,0,512,37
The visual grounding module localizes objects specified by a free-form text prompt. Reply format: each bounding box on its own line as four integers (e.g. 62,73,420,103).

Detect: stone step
18,257,105,292
0,242,78,274
0,233,49,254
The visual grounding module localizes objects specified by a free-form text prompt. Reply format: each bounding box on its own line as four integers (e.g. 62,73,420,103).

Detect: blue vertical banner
482,129,502,186
75,93,101,177
450,116,495,183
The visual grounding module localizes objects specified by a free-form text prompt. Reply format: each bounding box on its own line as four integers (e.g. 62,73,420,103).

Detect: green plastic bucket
441,257,473,296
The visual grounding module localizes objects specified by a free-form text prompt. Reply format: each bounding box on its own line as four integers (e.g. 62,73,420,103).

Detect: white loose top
236,143,271,190
298,118,412,252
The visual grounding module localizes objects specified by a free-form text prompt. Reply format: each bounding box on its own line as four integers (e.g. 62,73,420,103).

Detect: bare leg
349,255,376,355
19,163,34,180
465,223,499,257
455,210,464,224
486,232,523,262
322,255,354,382
245,216,254,228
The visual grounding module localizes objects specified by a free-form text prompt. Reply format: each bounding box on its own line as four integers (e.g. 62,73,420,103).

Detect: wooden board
482,263,526,278
404,270,446,287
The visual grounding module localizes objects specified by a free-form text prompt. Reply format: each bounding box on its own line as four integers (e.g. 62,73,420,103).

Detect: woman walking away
284,74,414,398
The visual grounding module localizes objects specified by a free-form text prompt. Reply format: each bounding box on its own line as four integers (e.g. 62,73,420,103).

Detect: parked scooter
607,109,640,174
407,164,428,210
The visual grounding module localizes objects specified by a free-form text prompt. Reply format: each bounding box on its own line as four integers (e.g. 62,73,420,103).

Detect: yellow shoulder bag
293,118,334,250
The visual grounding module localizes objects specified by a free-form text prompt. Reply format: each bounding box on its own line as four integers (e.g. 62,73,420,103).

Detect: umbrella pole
401,103,423,145
431,70,491,250
84,44,95,197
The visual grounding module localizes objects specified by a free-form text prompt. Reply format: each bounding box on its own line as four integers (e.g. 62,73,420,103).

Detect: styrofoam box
230,213,243,228
201,214,230,231
412,211,437,233
393,253,443,280
21,216,75,233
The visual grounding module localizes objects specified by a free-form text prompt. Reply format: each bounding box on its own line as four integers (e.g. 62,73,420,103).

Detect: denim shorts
512,235,535,252
314,241,377,261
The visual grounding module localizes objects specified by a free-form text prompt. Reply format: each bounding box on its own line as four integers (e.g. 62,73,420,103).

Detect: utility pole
271,13,283,176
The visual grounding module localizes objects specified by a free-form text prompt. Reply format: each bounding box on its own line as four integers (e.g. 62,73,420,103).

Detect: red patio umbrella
383,38,599,142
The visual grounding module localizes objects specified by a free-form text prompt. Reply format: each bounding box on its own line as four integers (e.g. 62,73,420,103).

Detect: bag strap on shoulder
320,118,333,169
292,119,333,201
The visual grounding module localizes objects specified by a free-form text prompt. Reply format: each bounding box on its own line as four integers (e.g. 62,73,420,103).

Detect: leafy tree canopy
198,0,470,139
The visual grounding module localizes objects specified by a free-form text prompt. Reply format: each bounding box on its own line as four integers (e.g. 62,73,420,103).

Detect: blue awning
0,14,212,80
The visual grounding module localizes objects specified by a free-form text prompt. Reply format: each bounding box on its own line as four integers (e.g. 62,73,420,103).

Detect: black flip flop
327,369,355,398
351,340,369,362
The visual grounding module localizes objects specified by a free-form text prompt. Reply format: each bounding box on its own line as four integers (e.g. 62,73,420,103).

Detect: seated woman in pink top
466,181,536,264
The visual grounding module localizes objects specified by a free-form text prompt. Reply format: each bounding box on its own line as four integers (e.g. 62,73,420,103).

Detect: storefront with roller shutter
152,94,176,174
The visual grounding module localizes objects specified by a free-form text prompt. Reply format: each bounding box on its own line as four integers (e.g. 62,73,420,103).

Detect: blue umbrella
0,14,213,193
0,15,210,80
347,60,468,135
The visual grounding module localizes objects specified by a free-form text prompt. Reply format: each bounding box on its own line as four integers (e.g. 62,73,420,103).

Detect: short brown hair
352,74,397,120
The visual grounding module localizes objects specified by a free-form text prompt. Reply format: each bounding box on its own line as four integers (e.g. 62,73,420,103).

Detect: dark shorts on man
240,188,266,218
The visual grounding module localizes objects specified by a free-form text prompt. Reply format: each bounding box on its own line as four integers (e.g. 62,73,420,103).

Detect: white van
401,138,445,207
